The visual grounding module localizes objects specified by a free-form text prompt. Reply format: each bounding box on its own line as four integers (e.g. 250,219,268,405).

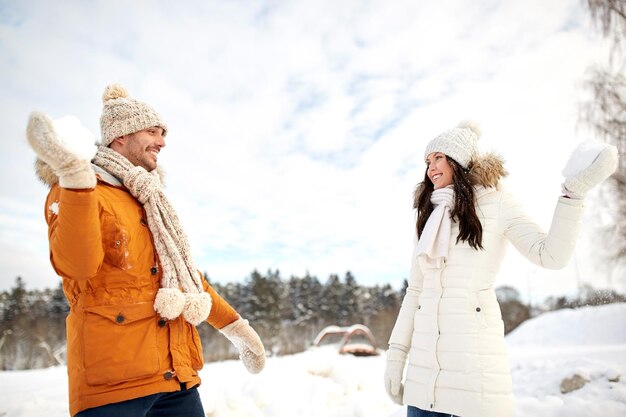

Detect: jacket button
430,403,433,409
418,305,421,310
151,266,158,275
158,318,167,327
476,307,481,312
164,371,173,380
115,314,125,324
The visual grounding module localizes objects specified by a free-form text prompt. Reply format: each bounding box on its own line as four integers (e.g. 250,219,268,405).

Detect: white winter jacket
389,156,584,417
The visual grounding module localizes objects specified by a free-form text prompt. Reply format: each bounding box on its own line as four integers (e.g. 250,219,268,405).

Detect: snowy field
0,303,624,417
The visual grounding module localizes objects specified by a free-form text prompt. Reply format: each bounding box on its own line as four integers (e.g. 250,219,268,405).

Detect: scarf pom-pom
183,292,212,326
154,288,186,320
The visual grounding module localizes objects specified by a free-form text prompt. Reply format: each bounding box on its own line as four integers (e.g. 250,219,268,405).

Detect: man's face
113,127,165,171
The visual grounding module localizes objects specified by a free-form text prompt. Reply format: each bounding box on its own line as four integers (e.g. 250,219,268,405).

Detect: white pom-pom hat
99,83,168,146
424,120,481,169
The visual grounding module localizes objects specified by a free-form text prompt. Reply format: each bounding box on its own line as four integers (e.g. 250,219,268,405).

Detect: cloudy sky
0,0,620,301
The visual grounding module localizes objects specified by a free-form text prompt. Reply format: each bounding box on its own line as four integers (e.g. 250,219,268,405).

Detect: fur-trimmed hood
467,152,507,189
34,157,166,188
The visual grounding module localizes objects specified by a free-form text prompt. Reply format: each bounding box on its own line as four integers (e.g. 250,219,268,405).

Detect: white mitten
219,318,265,374
384,346,407,405
26,111,97,189
561,141,618,198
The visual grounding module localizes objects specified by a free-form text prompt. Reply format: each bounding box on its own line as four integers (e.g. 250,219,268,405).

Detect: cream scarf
92,146,211,325
415,187,455,268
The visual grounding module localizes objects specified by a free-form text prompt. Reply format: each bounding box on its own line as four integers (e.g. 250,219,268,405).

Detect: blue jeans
407,405,458,417
75,385,204,417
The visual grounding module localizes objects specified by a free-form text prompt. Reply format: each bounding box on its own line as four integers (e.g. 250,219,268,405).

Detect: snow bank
506,303,626,346
506,303,626,417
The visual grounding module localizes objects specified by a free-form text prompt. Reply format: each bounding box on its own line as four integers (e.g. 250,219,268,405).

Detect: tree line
1,272,624,370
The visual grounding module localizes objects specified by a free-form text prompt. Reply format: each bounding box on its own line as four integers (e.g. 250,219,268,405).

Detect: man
26,84,265,417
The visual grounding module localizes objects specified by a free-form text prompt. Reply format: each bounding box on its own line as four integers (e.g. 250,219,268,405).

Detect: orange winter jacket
44,176,239,416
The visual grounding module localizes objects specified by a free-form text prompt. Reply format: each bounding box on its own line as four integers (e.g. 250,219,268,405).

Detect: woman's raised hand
561,141,618,198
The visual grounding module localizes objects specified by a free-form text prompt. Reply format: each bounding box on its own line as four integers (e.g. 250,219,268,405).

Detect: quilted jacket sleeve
46,186,104,279
499,192,584,270
201,277,240,329
388,241,424,350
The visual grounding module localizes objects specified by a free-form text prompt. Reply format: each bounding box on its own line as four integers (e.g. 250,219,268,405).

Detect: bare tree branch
580,0,626,267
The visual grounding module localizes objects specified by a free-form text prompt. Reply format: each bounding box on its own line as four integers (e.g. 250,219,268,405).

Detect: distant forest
0,271,623,370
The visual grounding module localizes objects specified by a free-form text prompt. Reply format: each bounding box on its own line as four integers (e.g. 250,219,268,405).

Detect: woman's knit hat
99,84,168,146
424,121,481,168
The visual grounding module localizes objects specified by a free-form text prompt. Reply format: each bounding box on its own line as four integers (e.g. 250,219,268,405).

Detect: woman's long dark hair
414,156,483,250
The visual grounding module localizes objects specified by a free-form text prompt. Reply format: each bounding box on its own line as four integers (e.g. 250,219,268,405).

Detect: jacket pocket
102,214,131,270
469,291,488,330
185,322,204,371
82,302,160,386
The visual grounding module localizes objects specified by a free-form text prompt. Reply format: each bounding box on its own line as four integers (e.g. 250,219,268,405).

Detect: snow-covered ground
1,304,625,417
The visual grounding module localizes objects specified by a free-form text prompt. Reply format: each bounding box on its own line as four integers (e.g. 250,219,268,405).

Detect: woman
384,121,618,417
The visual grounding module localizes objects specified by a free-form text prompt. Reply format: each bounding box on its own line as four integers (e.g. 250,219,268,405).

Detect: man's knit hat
100,84,167,146
424,121,481,169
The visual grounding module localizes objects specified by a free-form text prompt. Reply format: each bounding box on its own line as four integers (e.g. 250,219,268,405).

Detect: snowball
51,115,97,160
562,141,607,177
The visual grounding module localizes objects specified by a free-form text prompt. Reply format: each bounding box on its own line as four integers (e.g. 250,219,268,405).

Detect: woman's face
426,152,454,189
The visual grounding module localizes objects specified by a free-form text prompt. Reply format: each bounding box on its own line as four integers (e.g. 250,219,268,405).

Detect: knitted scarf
92,146,211,325
415,187,454,268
